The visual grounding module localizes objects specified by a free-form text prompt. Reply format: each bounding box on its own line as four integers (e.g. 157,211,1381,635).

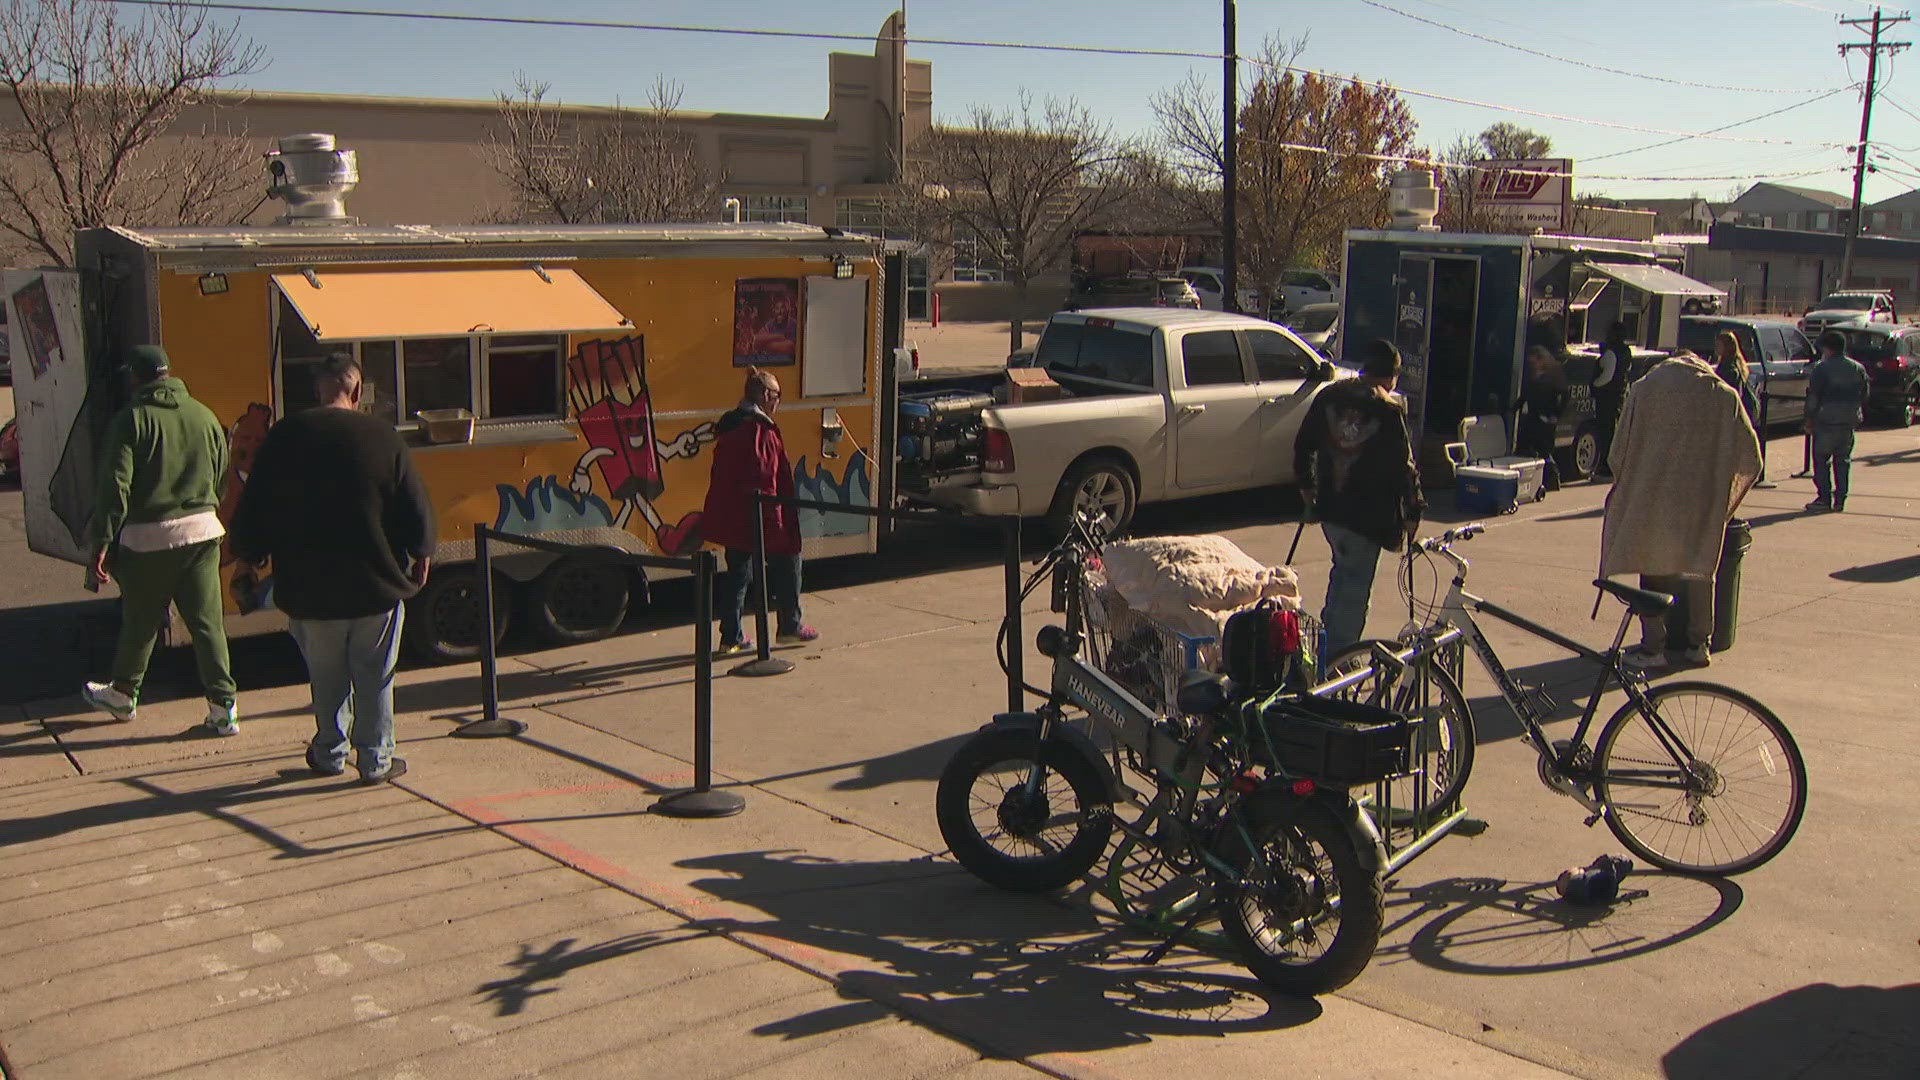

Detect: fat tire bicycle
1325,523,1807,876
935,515,1397,996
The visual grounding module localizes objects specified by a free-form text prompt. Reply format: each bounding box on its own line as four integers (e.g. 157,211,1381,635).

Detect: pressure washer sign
1476,158,1572,231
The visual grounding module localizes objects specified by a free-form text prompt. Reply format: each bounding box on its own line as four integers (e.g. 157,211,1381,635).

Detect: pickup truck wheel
1049,457,1136,540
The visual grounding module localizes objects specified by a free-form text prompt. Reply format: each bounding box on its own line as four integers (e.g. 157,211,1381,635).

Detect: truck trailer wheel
1558,424,1599,481
1048,456,1136,540
405,565,512,664
525,555,631,644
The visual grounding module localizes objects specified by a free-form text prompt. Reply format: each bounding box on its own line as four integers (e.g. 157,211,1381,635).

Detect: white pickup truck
898,309,1342,537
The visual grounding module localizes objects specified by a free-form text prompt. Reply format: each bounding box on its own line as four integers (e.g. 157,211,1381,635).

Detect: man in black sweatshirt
1293,339,1425,652
229,354,435,784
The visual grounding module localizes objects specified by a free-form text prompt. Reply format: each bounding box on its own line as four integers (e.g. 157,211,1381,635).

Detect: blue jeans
1321,522,1383,654
1812,424,1856,505
289,606,404,779
718,549,802,645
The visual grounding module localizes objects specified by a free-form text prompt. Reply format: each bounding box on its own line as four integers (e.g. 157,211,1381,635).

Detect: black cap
125,344,170,381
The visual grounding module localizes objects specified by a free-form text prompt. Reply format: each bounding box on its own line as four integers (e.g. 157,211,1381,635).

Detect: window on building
273,292,564,427
1812,211,1831,231
952,235,1007,283
834,197,913,240
737,195,810,223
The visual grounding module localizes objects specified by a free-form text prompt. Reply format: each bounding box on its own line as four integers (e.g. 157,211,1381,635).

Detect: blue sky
202,0,1920,202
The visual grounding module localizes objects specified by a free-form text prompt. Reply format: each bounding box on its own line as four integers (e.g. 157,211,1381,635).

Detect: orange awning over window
271,267,632,341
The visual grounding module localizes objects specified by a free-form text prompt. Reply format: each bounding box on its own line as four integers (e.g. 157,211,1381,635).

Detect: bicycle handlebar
1416,522,1485,553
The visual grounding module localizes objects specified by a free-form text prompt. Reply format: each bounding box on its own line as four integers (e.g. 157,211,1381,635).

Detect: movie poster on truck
733,277,799,367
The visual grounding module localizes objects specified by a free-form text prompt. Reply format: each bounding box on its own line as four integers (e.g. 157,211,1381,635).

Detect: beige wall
0,12,931,263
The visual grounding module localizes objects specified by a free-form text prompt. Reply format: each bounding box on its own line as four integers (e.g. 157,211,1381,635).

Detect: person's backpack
1222,601,1315,694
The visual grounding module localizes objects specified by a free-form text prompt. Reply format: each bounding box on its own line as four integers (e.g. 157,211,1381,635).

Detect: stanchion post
454,524,527,738
1755,388,1779,488
1003,515,1023,713
654,549,746,818
731,491,794,677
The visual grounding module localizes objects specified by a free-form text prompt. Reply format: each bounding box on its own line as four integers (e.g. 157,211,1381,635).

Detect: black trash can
1667,518,1753,652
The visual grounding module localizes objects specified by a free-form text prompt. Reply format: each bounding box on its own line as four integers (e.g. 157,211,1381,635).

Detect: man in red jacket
702,368,818,655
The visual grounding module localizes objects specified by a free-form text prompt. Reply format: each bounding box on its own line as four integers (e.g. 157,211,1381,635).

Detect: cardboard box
1006,367,1063,403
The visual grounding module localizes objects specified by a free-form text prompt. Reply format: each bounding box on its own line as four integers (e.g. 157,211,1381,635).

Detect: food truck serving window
270,267,627,428
276,294,567,426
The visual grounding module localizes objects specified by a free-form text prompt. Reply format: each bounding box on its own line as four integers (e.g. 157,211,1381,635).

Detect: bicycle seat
1176,670,1236,716
1593,578,1673,616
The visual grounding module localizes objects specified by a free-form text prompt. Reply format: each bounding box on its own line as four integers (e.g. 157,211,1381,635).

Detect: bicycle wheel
936,726,1115,892
1219,798,1383,996
1324,640,1476,814
1594,681,1807,875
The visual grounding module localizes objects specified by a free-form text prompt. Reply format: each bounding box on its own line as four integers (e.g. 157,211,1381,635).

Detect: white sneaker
1683,645,1711,666
82,681,138,721
1621,646,1669,672
201,700,239,737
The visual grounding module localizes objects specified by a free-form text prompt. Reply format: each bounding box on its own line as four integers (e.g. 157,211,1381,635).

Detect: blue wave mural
494,475,617,534
793,452,871,539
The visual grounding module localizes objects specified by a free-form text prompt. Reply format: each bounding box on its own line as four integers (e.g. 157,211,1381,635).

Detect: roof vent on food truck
266,133,359,226
1388,168,1440,231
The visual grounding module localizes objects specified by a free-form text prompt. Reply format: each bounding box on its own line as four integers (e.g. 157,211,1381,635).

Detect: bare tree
1153,36,1418,312
484,75,717,225
908,93,1141,351
0,0,267,266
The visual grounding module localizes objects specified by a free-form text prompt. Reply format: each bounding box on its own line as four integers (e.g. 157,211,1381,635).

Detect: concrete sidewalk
2,636,1583,1079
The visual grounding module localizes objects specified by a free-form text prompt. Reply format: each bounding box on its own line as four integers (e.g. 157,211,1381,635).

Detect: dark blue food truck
1338,229,1721,478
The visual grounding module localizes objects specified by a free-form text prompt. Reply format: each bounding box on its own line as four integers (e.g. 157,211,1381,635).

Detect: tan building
2,13,930,259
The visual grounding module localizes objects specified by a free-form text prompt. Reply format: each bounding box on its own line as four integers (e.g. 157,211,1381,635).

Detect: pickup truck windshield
1035,321,1155,390
1816,295,1876,310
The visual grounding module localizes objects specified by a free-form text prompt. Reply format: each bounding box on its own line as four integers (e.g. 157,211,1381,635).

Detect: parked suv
1677,315,1813,427
1835,324,1920,426
1176,266,1261,313
1798,290,1897,336
1063,274,1201,312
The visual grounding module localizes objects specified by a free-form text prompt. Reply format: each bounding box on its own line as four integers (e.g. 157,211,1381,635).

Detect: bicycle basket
1252,695,1412,787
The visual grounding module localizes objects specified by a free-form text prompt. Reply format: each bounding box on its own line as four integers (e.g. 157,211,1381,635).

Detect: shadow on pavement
1663,982,1920,1080
676,849,1322,1057
477,929,713,1017
1378,871,1743,976
1831,553,1920,583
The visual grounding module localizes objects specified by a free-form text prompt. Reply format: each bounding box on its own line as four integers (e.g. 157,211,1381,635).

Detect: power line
1238,54,1850,147
110,0,1855,149
104,0,1228,61
1581,85,1858,162
1231,135,1851,183
1360,0,1836,93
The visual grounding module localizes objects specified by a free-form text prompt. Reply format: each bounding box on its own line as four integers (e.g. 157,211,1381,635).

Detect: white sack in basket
1098,534,1301,643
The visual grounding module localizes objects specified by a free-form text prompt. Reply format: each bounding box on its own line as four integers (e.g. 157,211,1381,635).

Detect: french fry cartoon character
566,337,714,555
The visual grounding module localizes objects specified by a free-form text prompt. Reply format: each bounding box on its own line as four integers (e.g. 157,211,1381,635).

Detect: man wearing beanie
83,344,240,734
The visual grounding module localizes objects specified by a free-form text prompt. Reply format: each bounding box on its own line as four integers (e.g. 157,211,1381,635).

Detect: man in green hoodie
82,344,239,734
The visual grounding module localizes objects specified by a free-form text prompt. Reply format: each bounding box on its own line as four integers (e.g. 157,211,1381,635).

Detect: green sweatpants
110,539,236,704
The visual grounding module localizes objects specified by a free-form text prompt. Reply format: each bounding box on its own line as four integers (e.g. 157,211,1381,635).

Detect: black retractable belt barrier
463,523,742,818
746,494,1025,713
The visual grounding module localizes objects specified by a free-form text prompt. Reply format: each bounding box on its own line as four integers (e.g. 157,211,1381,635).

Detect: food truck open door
5,268,99,565
1395,254,1434,441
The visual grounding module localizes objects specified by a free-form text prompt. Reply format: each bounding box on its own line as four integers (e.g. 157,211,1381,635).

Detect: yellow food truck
6,210,893,662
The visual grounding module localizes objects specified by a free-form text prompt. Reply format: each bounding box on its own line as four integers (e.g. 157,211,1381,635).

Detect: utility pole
1839,7,1909,287
1222,0,1238,313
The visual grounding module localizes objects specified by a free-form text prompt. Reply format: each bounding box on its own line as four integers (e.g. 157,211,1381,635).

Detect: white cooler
1446,416,1547,513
